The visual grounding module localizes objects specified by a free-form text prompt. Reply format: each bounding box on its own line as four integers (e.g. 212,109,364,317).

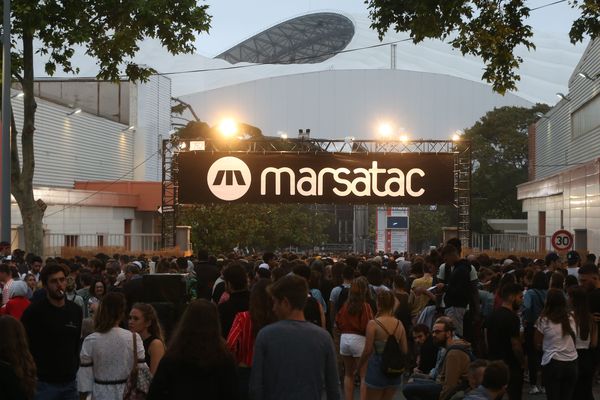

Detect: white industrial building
518,39,600,254
10,76,171,254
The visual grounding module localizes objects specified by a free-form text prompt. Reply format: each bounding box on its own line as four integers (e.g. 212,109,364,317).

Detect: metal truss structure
161,139,179,249
161,138,472,249
215,12,355,65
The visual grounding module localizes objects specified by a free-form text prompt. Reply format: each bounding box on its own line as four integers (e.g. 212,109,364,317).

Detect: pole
1,0,11,244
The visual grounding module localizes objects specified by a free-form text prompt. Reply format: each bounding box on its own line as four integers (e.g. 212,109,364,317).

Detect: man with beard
403,317,473,400
485,283,524,400
22,263,83,400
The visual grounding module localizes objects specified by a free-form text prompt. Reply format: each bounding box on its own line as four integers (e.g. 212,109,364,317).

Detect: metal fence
44,233,162,257
471,232,551,254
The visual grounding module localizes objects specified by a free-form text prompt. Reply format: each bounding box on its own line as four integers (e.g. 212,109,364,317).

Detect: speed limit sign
551,229,573,251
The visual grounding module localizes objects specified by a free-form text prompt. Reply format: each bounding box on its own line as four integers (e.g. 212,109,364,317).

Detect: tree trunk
10,30,45,255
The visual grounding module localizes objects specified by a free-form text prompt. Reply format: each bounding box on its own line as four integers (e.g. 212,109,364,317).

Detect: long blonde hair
347,277,369,315
132,303,166,345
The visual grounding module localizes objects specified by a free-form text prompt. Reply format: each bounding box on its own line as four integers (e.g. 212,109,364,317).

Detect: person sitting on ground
449,359,489,400
403,317,473,400
412,324,438,376
463,361,509,400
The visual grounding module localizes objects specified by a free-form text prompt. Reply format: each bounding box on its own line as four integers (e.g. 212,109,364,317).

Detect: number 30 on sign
551,230,573,251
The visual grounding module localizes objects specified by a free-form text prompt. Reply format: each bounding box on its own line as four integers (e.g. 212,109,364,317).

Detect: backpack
304,295,322,327
443,260,472,308
335,285,350,314
374,319,406,377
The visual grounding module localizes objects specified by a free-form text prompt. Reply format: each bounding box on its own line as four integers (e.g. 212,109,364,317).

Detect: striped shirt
226,311,255,366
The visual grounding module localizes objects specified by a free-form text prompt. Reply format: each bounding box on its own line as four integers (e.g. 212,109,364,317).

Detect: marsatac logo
207,157,252,201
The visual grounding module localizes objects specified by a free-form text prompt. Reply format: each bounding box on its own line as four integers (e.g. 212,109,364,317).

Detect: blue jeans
402,380,442,400
35,380,78,400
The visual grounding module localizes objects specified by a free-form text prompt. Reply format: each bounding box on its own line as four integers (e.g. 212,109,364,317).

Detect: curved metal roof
215,12,355,64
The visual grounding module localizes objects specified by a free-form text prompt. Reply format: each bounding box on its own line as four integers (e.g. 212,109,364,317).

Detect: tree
464,104,550,232
2,1,211,254
366,0,600,94
409,205,454,253
180,204,332,254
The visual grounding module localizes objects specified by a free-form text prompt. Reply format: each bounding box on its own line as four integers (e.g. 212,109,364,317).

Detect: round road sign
551,229,573,251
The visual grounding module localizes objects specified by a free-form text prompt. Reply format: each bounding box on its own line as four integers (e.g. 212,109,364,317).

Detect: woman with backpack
336,277,374,400
358,290,408,400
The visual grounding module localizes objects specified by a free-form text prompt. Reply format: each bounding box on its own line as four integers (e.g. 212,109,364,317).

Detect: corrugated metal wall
134,75,172,181
11,96,135,188
535,40,600,180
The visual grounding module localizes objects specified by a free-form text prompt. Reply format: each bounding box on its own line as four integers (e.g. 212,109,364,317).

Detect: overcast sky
197,0,584,56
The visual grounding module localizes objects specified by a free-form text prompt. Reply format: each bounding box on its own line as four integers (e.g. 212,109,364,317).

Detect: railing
471,232,551,254
44,233,162,257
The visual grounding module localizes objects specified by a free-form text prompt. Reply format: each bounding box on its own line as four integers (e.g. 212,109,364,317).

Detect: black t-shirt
486,306,520,367
21,297,83,383
418,335,438,374
218,290,250,338
304,296,322,327
195,262,219,301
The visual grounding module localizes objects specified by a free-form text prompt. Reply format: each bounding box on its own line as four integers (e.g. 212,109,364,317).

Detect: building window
65,235,79,247
571,93,600,138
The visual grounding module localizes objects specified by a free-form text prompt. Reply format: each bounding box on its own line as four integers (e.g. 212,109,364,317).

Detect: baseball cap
566,250,580,264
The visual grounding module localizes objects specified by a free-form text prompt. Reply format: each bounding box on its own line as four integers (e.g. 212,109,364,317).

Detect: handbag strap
131,332,138,374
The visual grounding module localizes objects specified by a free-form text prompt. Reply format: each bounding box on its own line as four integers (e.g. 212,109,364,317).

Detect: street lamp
217,118,238,138
377,122,393,139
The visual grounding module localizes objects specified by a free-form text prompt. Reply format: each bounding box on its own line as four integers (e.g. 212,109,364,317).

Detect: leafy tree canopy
180,204,332,254
366,0,599,94
464,104,550,231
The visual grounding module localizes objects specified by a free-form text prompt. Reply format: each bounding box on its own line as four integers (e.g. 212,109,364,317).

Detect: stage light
11,92,24,99
399,134,409,143
279,131,288,140
344,136,355,143
67,108,82,116
556,93,570,101
217,118,238,137
378,123,393,138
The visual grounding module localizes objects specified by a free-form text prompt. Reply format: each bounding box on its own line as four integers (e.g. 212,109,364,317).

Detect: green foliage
464,104,551,232
366,0,600,94
180,204,332,254
409,205,454,253
5,0,211,82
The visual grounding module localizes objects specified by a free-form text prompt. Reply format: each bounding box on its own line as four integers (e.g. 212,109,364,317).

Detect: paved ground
347,381,600,399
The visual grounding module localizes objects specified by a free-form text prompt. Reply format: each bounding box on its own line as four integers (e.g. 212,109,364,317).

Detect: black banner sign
178,152,455,205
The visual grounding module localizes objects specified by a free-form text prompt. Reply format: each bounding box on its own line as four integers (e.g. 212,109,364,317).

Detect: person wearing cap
566,250,581,279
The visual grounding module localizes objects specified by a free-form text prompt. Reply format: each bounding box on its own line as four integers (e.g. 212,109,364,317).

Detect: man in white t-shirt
566,250,581,279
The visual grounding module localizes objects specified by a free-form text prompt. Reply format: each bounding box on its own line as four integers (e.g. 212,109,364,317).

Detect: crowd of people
0,239,600,400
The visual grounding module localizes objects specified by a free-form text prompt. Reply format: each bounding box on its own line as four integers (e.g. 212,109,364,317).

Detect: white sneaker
528,385,541,395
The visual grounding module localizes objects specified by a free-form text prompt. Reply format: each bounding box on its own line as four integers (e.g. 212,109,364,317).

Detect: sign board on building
551,229,573,251
178,152,455,205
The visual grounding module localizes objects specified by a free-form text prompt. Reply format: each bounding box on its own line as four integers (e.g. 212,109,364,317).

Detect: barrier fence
44,233,162,257
471,232,551,254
